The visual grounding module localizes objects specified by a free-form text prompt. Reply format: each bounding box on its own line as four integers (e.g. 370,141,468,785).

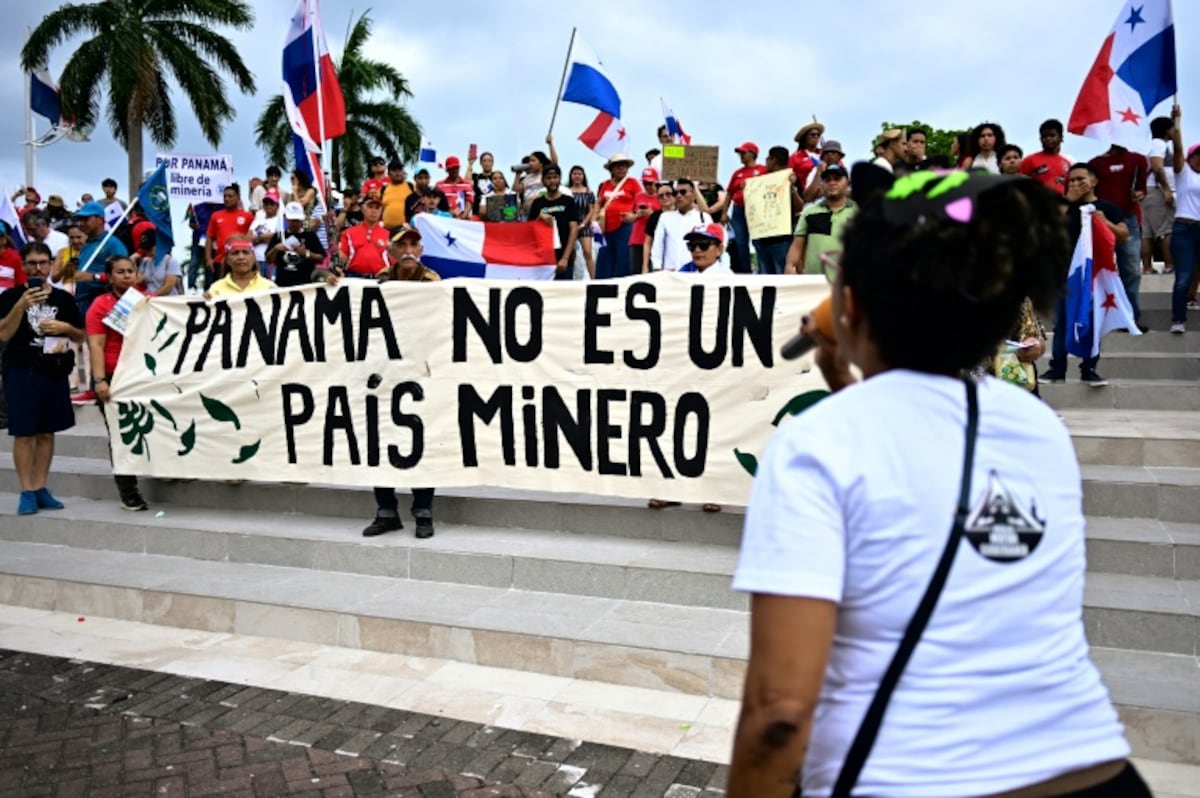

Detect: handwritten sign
744,170,794,240
154,153,233,203
661,145,720,184
108,276,830,506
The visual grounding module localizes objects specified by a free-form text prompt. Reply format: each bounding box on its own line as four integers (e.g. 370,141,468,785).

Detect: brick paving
0,649,728,797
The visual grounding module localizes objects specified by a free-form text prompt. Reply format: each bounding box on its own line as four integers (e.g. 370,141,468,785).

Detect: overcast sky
2,0,1197,216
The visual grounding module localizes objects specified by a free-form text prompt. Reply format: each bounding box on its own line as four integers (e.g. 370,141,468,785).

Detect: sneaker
17,491,38,515
71,390,96,405
1039,368,1066,383
121,493,149,512
362,515,402,537
414,509,435,539
1170,322,1186,335
34,488,65,510
1135,321,1150,333
1188,300,1199,310
1080,370,1108,387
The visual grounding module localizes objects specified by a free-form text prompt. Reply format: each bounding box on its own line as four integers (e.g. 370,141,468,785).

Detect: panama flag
561,34,621,119
661,100,692,145
413,215,557,280
1065,206,1140,358
579,112,627,158
0,195,28,247
283,0,346,143
1068,0,1176,149
30,65,61,126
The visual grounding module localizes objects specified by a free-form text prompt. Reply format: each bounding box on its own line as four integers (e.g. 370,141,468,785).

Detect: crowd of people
0,106,1197,523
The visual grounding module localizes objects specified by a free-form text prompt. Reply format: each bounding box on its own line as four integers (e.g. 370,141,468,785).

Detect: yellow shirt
381,181,413,227
208,272,275,297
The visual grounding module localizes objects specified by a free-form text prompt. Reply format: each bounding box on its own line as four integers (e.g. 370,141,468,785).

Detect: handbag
824,377,980,798
993,350,1036,391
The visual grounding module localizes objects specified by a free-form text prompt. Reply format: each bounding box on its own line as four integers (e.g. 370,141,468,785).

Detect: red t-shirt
728,164,768,206
1088,151,1148,217
362,176,390,199
338,222,390,275
85,291,125,376
0,249,26,293
1020,152,1072,195
206,209,254,262
597,178,640,233
435,179,475,214
789,151,820,184
629,192,661,246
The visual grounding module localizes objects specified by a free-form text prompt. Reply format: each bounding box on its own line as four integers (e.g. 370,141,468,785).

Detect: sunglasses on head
686,239,716,252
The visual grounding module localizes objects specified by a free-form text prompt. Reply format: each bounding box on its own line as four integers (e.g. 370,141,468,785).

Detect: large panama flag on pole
1068,0,1176,149
283,0,346,143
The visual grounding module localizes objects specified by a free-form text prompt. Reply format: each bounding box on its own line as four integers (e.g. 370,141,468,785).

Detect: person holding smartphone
0,242,86,515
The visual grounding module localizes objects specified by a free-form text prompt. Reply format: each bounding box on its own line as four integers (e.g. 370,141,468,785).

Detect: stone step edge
0,554,749,701
2,566,1197,750
2,493,1197,587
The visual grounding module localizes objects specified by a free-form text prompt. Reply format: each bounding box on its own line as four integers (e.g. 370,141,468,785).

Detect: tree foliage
879,120,968,160
21,0,257,196
256,11,421,191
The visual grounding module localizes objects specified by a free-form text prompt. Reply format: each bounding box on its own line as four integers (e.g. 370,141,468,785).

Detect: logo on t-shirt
963,471,1046,562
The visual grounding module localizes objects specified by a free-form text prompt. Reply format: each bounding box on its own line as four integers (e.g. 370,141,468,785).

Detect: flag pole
547,27,576,138
24,28,35,190
77,198,140,275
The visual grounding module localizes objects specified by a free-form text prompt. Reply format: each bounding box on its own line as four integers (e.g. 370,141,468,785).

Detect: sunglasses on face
686,240,716,252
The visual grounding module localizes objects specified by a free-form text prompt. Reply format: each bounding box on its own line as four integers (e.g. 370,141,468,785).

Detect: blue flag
136,163,174,264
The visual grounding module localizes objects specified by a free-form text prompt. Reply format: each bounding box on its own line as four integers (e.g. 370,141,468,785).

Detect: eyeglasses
686,240,716,252
23,259,51,267
673,189,690,196
818,250,841,284
657,192,673,199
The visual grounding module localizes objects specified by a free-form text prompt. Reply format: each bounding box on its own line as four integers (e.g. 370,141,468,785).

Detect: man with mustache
362,226,439,539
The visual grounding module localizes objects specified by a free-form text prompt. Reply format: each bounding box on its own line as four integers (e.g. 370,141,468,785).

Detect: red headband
225,239,253,253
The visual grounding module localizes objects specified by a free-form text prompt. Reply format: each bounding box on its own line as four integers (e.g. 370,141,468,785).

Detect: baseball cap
543,163,562,177
822,164,849,180
683,223,726,243
362,195,382,207
734,141,759,155
283,201,306,220
75,200,107,218
878,128,904,144
822,140,845,155
262,189,281,204
1188,142,1200,159
390,226,420,243
445,155,461,168
642,167,660,183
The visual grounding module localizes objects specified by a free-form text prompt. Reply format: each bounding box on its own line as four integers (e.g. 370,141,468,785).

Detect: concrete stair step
1086,517,1200,580
1078,353,1200,381
0,494,745,610
1061,409,1200,468
1083,571,1199,656
1096,330,1200,354
1,541,1196,763
1041,379,1200,411
0,540,750,700
1080,465,1200,523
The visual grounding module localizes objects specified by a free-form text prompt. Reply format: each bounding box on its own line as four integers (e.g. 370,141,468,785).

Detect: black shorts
3,366,75,437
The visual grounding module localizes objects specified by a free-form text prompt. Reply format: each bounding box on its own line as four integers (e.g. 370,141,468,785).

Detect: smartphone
27,277,43,289
468,143,478,161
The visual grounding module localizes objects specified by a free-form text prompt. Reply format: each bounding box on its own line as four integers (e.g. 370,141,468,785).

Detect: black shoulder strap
831,377,979,798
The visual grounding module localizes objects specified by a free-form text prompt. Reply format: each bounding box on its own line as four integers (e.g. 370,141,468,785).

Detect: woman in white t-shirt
1168,105,1200,333
728,166,1146,798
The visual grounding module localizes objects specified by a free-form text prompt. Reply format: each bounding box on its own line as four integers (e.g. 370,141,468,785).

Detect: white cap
283,201,306,220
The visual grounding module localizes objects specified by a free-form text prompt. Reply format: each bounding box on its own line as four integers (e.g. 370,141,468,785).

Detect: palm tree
255,11,420,192
21,0,256,199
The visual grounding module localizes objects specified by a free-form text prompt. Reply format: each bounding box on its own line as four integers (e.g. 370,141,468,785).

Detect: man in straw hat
595,154,640,278
790,116,826,187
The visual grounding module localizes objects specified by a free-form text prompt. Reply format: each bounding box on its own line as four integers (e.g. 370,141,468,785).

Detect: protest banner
661,145,719,184
154,153,234,203
744,170,794,240
108,275,829,506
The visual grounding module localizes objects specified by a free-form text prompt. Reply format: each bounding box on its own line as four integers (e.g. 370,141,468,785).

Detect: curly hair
840,178,1068,374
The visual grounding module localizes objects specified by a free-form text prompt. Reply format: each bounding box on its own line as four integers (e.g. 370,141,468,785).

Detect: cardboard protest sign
154,153,234,203
744,170,794,240
661,145,720,184
109,276,829,506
